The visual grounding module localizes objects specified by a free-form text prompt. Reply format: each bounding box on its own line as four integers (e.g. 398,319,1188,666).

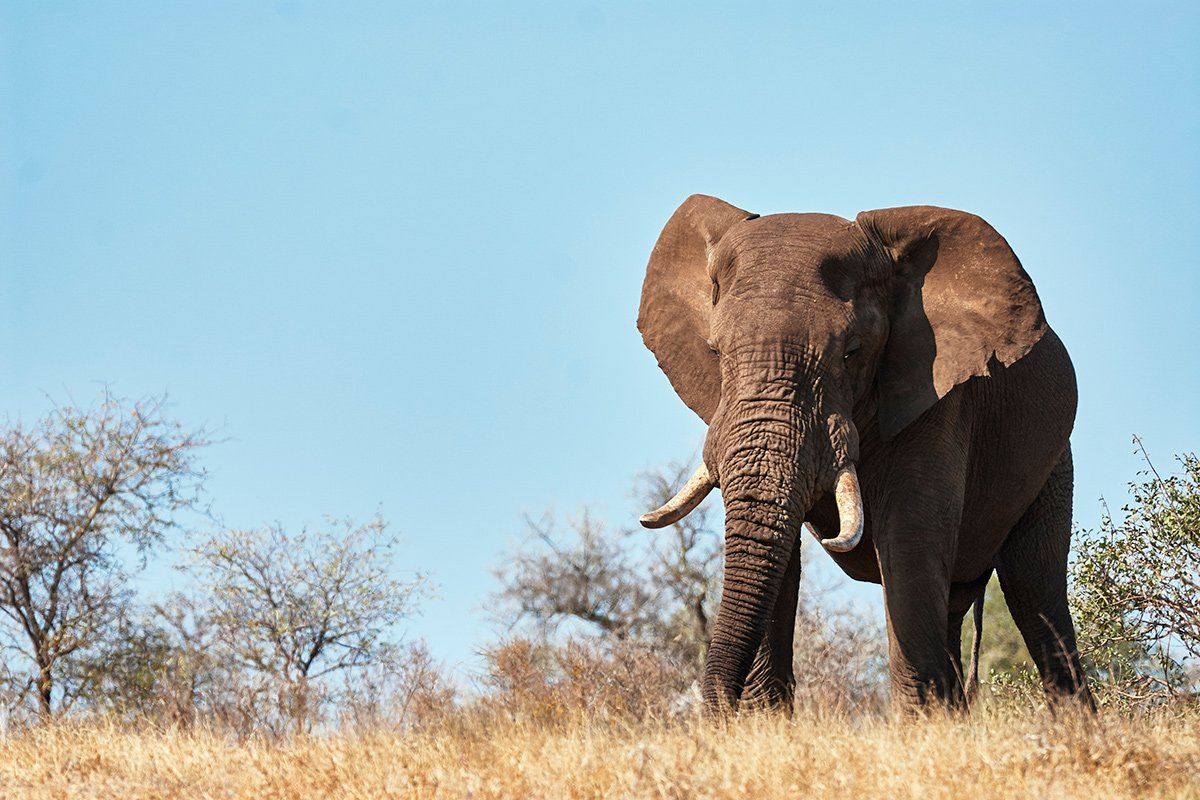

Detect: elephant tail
965,592,984,702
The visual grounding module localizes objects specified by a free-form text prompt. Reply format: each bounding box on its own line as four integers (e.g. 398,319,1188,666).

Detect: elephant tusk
640,464,716,528
822,465,864,552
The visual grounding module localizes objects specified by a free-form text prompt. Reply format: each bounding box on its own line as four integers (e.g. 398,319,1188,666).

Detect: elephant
636,195,1094,714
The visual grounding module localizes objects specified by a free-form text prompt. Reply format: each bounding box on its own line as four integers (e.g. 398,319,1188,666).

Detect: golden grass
1,709,1198,799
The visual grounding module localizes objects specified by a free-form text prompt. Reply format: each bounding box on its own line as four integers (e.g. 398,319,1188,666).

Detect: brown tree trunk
36,661,53,717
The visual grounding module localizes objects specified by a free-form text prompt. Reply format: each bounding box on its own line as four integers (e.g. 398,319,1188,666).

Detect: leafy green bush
1070,444,1199,707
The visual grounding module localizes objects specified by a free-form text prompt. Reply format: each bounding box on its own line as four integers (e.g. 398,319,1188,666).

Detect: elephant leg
874,467,969,710
741,539,801,712
880,555,962,712
872,438,970,712
995,447,1095,710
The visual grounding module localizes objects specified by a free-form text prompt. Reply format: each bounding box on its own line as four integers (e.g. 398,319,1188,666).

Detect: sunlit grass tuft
1,706,1198,799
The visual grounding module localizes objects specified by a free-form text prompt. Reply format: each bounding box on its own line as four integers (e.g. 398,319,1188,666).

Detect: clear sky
3,2,1198,676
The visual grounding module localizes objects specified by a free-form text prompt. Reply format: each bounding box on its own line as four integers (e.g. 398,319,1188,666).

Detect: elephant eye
844,339,862,360
711,282,720,305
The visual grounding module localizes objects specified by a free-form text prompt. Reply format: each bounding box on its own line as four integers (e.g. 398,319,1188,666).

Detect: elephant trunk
702,506,803,708
700,400,821,709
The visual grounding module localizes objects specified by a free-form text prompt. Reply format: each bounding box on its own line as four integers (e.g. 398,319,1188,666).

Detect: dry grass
1,708,1198,799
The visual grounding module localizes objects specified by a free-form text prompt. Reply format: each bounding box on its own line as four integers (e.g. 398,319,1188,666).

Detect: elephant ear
637,195,758,423
856,206,1048,441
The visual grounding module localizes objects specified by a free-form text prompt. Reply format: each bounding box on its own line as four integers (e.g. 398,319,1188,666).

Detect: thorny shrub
477,637,690,725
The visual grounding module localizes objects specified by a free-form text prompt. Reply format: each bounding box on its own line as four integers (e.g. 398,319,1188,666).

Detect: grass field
1,708,1198,799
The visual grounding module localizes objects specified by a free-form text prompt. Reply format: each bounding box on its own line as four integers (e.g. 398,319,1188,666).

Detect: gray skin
637,195,1094,714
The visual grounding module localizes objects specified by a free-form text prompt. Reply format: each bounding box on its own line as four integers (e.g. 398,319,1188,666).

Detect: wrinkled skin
637,195,1094,714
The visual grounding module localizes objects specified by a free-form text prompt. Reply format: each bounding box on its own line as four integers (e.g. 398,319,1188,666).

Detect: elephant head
637,195,1046,709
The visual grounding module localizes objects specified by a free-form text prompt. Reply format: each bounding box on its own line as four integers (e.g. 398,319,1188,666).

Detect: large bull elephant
637,195,1094,713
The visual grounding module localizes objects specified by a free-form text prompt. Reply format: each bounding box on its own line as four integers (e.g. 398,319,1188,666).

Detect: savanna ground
2,707,1198,799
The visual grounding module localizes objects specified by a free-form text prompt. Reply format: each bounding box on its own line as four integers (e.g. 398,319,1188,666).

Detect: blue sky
3,2,1198,676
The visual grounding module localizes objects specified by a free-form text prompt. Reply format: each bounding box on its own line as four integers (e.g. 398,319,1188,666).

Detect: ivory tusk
640,464,716,528
821,465,864,552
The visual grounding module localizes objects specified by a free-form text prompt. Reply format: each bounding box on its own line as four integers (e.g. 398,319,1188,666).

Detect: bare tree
495,509,659,640
186,515,427,733
338,640,458,733
492,464,721,674
0,392,207,716
637,465,722,668
59,592,244,728
789,576,889,717
143,593,229,728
